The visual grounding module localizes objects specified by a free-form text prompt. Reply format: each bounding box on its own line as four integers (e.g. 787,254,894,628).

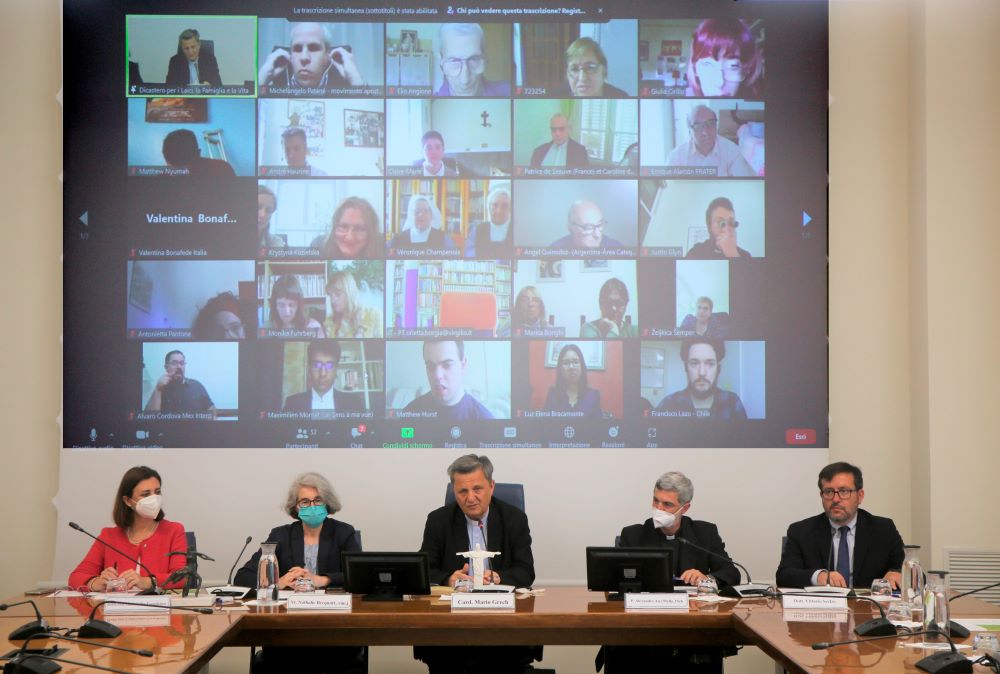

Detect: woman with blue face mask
235,471,359,590
235,472,365,674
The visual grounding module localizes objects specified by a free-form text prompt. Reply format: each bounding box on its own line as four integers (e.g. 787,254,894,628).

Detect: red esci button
786,428,817,445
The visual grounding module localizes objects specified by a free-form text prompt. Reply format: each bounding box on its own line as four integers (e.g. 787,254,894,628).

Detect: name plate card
451,593,517,610
781,595,848,610
286,594,353,611
624,593,690,610
105,613,172,628
783,609,850,623
103,596,172,613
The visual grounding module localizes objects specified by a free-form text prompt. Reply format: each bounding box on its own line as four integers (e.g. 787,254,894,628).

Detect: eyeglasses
441,55,485,74
166,360,185,367
568,62,602,77
334,224,369,237
711,219,740,229
695,57,746,82
310,361,336,372
571,221,606,235
560,360,582,368
690,118,718,132
296,497,325,508
820,488,857,500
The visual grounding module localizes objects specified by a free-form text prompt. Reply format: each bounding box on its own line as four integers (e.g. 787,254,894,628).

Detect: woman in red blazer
68,466,187,591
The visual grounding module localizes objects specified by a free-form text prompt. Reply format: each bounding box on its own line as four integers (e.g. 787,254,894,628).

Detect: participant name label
781,595,848,610
624,593,690,610
103,596,171,613
286,594,353,611
451,594,516,610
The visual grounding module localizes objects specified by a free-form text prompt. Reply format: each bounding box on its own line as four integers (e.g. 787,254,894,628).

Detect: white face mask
132,494,162,519
652,508,677,530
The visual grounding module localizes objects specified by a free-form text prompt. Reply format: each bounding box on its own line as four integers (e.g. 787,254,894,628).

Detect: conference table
1,589,997,673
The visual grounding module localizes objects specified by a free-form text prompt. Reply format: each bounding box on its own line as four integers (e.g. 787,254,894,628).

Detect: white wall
430,99,510,152
51,448,827,589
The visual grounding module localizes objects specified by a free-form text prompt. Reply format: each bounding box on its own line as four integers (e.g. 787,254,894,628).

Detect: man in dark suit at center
283,340,363,416
165,29,222,87
776,461,904,589
415,454,538,673
529,113,589,169
601,471,739,673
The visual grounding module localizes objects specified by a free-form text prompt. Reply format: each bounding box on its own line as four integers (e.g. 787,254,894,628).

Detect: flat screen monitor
342,551,431,601
585,546,673,599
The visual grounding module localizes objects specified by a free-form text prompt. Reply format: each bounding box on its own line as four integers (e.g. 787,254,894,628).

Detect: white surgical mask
132,494,162,519
652,508,677,530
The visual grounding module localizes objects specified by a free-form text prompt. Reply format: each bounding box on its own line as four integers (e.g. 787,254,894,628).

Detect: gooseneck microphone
950,579,1000,601
18,630,154,657
812,628,972,674
210,535,253,597
76,598,213,639
760,589,896,637
68,521,161,595
4,653,141,674
941,580,1000,639
850,595,897,637
0,600,51,640
228,536,253,586
675,536,771,597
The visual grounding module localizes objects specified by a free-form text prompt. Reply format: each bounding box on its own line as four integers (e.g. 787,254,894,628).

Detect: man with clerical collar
602,471,739,673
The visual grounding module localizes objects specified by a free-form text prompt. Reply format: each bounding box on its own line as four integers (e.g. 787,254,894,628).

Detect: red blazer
68,519,188,590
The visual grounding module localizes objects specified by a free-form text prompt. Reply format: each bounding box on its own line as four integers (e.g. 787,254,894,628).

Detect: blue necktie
836,526,851,585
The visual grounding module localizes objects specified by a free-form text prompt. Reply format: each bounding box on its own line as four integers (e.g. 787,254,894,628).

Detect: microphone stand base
720,583,772,598
7,621,49,641
915,651,973,674
77,619,122,639
2,654,62,674
135,587,163,596
854,617,897,637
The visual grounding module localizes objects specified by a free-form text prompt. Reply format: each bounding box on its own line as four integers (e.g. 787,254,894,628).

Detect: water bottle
256,542,280,605
922,570,950,641
900,544,924,620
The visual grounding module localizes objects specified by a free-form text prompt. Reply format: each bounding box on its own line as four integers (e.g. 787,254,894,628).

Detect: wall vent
944,548,1000,607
